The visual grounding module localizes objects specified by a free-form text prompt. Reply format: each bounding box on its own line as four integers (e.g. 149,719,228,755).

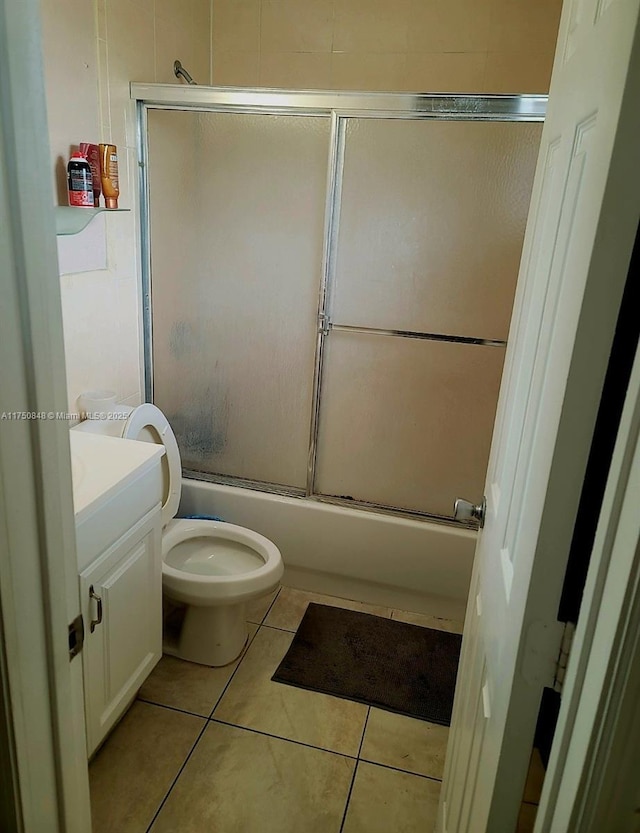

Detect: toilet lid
122,404,181,527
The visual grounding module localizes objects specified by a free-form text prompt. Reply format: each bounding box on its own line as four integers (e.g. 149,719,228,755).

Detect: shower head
174,60,197,85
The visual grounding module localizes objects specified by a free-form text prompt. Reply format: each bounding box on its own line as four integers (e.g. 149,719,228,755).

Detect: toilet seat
162,518,283,606
122,404,182,527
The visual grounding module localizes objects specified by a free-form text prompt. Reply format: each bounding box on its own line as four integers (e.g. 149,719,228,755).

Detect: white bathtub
180,479,475,621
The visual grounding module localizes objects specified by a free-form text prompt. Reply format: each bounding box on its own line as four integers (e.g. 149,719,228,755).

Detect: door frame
2,1,640,832
536,242,640,830
0,0,91,830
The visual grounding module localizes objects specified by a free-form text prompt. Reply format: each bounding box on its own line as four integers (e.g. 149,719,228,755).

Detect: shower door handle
454,497,486,528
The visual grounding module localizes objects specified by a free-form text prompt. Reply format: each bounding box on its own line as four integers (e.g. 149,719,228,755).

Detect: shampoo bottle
79,142,102,207
67,151,94,207
99,143,120,208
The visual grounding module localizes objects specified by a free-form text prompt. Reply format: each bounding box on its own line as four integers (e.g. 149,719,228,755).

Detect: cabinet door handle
89,585,103,633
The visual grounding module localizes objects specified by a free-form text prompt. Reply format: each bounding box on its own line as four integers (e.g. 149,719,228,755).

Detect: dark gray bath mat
272,603,462,726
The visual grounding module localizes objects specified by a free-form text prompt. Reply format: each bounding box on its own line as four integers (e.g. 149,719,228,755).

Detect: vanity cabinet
70,430,165,757
80,507,161,755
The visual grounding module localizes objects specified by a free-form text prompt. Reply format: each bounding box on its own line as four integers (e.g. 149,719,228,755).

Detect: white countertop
70,431,165,524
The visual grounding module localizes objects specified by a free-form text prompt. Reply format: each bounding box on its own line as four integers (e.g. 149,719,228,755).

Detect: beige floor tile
151,721,354,833
524,748,546,804
247,588,279,624
517,802,538,833
265,586,392,632
391,608,464,635
213,625,368,756
89,701,205,833
360,708,449,779
342,761,440,833
138,625,258,717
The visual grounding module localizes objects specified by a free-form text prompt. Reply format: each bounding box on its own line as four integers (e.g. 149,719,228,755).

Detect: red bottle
67,151,94,207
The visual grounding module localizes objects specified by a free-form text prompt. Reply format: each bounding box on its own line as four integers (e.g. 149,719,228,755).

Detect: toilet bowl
74,403,284,666
162,517,282,665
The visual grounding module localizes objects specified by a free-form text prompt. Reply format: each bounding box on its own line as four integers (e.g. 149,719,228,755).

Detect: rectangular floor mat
272,603,462,726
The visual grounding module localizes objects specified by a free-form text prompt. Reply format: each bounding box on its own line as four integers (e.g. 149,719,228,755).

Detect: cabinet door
80,507,162,755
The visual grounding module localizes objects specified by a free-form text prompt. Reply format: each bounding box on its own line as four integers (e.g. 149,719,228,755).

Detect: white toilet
74,403,284,666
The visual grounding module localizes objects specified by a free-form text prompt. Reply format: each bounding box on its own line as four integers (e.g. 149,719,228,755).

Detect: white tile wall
40,0,211,412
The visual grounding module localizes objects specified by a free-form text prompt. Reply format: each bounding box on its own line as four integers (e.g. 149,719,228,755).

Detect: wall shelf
55,206,129,236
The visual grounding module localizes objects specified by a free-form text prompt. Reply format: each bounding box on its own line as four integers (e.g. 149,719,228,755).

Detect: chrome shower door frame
132,84,547,526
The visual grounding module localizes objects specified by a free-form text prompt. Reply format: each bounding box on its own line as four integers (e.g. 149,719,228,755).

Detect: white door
439,0,640,830
0,0,92,830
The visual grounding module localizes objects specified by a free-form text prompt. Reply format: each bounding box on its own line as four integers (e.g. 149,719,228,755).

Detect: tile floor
89,586,542,833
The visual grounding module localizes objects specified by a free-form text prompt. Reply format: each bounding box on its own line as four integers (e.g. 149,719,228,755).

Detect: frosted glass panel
148,110,330,488
314,332,505,516
332,119,541,341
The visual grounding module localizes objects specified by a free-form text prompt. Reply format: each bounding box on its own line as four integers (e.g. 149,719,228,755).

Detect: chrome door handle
454,497,486,528
89,585,103,632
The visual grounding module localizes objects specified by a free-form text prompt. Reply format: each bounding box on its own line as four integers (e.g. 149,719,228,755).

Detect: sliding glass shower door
143,93,543,521
314,118,540,516
148,110,330,490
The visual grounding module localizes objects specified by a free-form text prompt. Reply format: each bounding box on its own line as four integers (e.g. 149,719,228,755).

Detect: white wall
40,0,211,412
210,0,561,92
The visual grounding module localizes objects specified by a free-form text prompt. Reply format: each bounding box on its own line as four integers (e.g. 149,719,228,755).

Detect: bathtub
180,479,475,621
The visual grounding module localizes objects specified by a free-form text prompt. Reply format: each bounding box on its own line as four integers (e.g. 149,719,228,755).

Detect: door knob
454,497,486,528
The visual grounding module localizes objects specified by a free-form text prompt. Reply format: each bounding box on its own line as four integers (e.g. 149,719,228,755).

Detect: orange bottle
99,143,120,208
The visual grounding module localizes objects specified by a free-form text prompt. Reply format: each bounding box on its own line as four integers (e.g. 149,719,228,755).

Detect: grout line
208,716,360,761
209,0,214,84
338,762,360,833
144,716,210,832
356,757,444,784
257,0,263,85
246,585,282,627
331,0,336,54
207,622,262,720
259,622,296,634
152,0,157,83
137,697,209,721
329,0,337,91
356,706,370,759
205,622,262,720
138,617,263,719
259,586,282,624
337,707,370,833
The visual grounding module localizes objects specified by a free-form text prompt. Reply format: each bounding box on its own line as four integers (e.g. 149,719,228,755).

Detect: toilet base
166,602,248,667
